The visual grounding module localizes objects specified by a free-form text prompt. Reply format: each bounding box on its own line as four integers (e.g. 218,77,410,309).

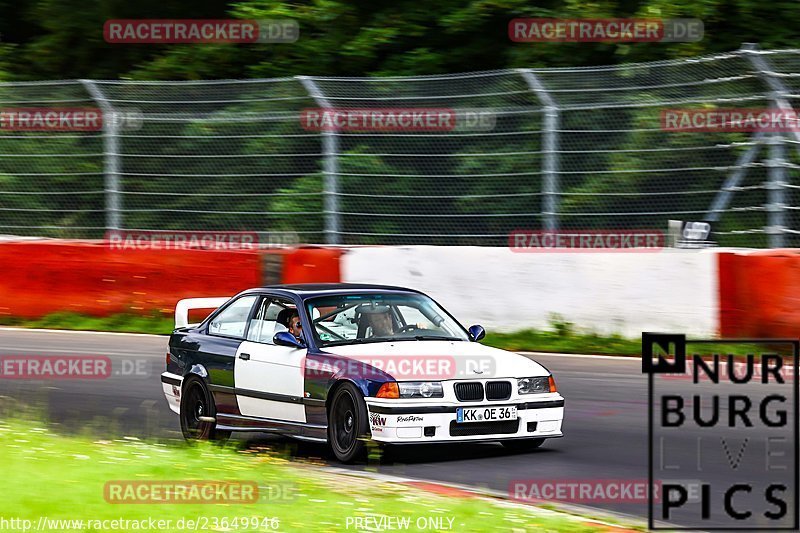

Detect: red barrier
0,241,262,318
281,247,342,284
719,249,800,338
0,241,344,319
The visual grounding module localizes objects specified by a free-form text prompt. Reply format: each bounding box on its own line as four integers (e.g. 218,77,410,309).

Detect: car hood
321,340,548,380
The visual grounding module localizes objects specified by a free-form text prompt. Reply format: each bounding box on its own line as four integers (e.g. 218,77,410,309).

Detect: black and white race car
161,284,564,462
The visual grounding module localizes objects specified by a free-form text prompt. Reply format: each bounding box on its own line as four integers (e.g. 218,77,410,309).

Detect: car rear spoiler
175,297,231,328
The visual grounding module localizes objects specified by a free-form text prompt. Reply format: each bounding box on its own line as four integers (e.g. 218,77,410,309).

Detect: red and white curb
319,466,650,531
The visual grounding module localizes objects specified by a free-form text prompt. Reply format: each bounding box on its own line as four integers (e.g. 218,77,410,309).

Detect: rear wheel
180,377,230,442
328,382,369,463
501,438,545,452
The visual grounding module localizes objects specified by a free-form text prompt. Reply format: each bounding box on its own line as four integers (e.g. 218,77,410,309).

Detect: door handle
239,353,250,360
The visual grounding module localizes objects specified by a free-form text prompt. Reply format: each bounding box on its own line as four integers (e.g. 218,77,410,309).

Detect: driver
357,303,396,338
366,307,394,337
359,303,434,338
286,311,304,342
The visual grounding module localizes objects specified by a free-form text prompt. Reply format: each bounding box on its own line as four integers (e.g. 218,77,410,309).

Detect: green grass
480,316,778,358
0,419,610,532
484,329,642,356
485,330,780,358
0,311,175,335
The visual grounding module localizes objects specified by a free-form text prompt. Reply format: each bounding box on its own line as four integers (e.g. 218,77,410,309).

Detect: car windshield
306,293,470,347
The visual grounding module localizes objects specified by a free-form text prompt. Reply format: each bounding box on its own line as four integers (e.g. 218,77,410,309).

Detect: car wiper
412,335,462,341
322,338,367,347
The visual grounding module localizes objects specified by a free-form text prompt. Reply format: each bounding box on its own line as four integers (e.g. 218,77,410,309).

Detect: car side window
208,295,257,339
246,297,295,344
307,302,360,343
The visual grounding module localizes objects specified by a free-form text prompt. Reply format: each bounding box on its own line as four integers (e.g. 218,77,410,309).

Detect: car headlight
398,381,444,398
517,376,555,395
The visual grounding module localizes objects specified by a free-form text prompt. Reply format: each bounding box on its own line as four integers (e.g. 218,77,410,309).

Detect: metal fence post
742,43,800,246
766,133,787,247
518,69,560,232
80,79,121,232
296,76,340,244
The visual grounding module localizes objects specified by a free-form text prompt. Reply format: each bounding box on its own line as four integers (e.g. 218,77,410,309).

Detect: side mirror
468,325,485,342
274,331,306,349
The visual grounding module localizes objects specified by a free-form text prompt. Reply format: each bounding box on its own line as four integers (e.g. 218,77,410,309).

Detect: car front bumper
364,395,564,444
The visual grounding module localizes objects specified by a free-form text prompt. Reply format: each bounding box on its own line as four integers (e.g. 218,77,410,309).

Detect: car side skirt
215,412,328,441
208,384,328,440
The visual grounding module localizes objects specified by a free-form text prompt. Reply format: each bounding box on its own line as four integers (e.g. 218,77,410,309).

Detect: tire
501,438,545,452
327,382,370,463
180,376,230,442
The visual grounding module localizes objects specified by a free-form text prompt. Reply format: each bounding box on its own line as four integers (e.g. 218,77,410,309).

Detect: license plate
456,406,518,423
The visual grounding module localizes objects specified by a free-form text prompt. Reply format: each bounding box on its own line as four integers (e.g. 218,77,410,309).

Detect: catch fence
2,44,800,247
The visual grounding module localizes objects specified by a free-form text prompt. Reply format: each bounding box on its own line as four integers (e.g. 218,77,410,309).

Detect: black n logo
642,333,686,374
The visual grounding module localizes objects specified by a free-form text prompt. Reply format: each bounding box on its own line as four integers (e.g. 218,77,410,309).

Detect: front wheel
327,382,370,463
180,376,230,442
501,438,545,452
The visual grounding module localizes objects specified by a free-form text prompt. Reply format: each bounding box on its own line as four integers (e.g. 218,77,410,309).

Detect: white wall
343,246,718,337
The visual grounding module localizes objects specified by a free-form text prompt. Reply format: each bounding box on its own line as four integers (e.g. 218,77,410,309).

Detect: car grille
485,381,512,401
449,419,520,437
454,382,483,402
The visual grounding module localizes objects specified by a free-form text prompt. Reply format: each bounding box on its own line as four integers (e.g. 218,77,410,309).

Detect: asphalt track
0,328,796,529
